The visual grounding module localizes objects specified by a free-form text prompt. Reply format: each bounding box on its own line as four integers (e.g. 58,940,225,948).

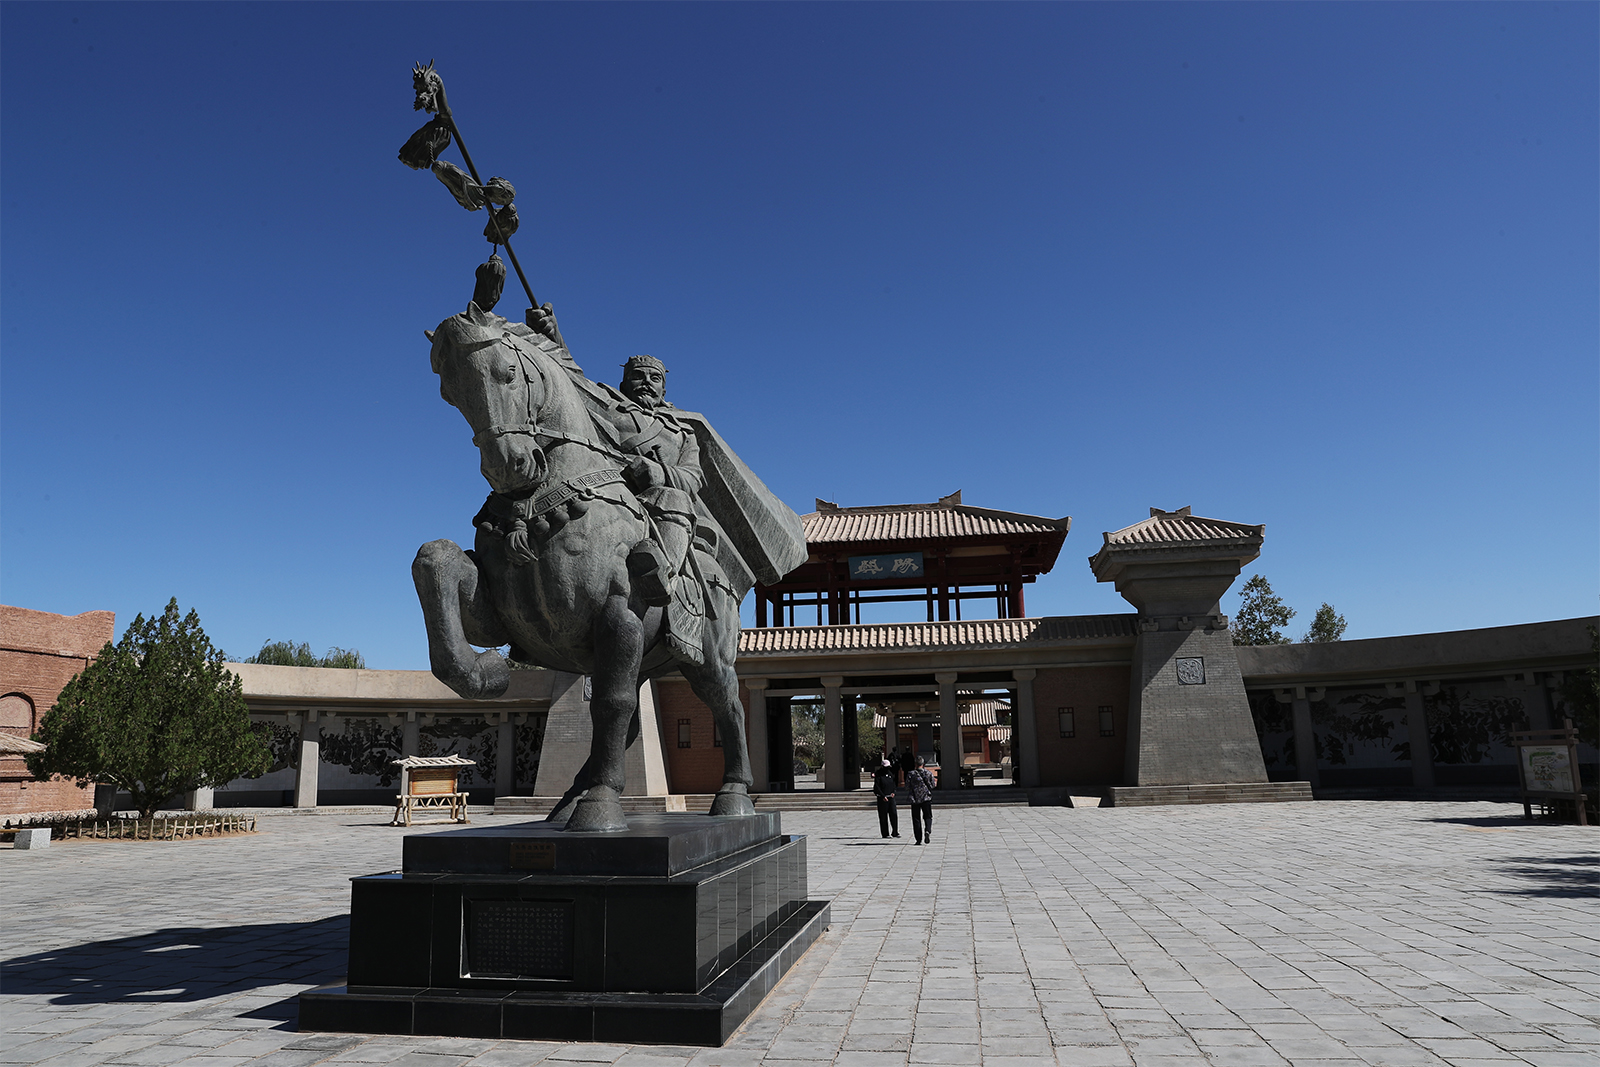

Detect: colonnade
746,667,1043,793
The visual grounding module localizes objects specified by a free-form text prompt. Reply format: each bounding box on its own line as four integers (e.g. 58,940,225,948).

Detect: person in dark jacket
873,755,900,839
906,754,935,845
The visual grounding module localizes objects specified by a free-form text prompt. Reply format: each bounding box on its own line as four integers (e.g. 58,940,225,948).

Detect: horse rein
470,335,628,465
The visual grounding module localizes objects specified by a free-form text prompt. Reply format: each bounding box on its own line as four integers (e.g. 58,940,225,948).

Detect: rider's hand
625,455,662,490
525,302,562,345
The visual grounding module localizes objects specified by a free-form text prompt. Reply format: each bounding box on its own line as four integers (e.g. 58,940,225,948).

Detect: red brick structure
0,604,115,816
657,678,747,795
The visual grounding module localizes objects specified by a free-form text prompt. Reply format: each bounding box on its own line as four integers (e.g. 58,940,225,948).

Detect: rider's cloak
500,316,807,596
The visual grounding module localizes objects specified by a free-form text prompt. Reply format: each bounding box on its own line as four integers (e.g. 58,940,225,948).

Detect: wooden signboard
1511,721,1589,826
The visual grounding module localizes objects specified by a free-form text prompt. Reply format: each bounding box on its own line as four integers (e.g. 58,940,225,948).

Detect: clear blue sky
3,2,1595,666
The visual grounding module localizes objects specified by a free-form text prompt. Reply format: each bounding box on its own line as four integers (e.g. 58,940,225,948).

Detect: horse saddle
661,535,727,668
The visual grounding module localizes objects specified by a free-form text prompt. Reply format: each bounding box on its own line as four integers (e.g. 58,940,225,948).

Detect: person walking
907,754,935,845
873,754,900,839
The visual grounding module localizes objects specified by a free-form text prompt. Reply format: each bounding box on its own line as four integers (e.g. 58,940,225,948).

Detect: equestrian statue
398,64,806,831
413,297,804,832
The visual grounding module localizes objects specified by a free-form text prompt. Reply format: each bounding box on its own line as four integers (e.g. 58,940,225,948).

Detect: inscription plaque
464,898,573,979
510,840,556,870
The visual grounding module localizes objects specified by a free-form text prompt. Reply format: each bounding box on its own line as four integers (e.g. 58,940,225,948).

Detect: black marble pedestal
299,813,829,1046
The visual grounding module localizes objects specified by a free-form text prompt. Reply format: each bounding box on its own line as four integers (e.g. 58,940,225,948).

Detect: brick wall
1128,629,1266,786
1031,664,1131,787
0,604,116,815
0,765,93,816
656,679,751,795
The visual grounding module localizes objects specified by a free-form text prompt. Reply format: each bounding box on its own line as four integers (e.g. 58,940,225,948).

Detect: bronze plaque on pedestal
509,840,556,870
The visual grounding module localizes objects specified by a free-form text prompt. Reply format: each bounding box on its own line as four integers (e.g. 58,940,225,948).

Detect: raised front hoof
434,649,511,701
564,787,628,832
709,786,756,817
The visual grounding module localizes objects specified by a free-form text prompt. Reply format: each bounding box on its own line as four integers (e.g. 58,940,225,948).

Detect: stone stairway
1107,781,1314,806
494,785,1048,818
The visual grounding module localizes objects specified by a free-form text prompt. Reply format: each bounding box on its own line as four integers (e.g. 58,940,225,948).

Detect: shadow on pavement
1487,855,1599,898
0,917,348,1005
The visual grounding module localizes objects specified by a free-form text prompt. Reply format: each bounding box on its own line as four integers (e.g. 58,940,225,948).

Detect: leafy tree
856,702,885,768
1301,603,1348,643
791,703,824,770
27,599,271,817
1232,575,1295,645
244,639,365,669
1555,624,1599,746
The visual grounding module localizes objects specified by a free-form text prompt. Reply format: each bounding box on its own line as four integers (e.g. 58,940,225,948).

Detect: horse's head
427,303,548,495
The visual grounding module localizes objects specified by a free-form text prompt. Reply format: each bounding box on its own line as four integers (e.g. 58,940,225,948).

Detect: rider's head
620,355,667,409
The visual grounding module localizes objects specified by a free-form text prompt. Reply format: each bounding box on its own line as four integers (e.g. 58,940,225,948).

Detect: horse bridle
468,334,546,451
467,333,627,472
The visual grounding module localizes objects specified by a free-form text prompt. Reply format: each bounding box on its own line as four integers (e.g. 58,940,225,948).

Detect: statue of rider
613,354,701,606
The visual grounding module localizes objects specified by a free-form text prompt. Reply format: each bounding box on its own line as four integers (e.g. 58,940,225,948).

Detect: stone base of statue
298,813,828,1046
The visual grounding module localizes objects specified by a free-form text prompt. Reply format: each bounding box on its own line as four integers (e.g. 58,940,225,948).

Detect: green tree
1232,575,1296,645
1556,624,1599,746
27,599,271,817
857,702,885,766
791,703,824,771
244,639,365,669
1301,603,1348,643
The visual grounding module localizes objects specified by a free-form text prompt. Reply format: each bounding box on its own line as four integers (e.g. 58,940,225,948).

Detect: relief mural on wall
418,717,496,790
233,714,543,797
320,720,405,787
1251,681,1533,783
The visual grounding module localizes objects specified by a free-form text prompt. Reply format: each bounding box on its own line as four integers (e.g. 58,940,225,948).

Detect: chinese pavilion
752,491,1072,627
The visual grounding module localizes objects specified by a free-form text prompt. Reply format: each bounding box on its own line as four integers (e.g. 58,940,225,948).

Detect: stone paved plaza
2,801,1596,1067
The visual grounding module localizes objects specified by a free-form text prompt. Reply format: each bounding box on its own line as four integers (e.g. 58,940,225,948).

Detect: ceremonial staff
397,61,537,311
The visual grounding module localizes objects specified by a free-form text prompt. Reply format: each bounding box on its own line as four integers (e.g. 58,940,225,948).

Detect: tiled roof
804,494,1069,545
1100,506,1263,548
739,614,1137,656
872,699,1011,729
0,732,46,756
960,699,1011,724
391,755,476,768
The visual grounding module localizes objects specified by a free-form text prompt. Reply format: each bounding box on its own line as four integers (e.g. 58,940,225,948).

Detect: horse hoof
545,792,583,826
471,650,511,698
564,787,628,832
709,787,756,817
437,649,510,700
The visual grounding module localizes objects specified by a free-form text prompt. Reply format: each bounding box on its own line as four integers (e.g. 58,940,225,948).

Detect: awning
391,755,477,768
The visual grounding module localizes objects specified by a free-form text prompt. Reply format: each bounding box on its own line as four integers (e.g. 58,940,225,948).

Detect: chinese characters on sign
1520,746,1575,794
848,552,925,580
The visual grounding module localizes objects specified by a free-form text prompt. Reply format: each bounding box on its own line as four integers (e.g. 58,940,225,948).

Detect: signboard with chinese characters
847,552,924,581
1520,745,1575,794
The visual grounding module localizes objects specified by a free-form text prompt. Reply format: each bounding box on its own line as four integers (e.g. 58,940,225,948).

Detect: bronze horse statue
412,302,805,832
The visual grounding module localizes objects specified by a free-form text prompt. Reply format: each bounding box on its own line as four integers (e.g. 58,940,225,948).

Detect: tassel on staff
399,61,539,310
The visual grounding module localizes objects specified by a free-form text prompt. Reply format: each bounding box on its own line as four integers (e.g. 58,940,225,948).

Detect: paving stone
4,803,1597,1067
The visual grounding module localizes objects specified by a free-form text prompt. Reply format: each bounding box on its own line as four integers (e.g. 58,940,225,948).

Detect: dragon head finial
412,60,444,114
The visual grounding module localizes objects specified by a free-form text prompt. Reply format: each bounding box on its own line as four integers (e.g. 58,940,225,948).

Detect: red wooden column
1006,546,1024,619
937,548,951,621
825,557,839,625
